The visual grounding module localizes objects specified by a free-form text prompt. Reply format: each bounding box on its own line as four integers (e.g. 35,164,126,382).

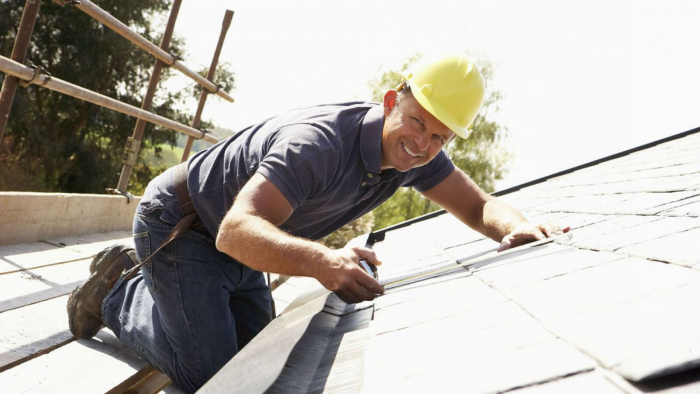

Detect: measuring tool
363,232,573,291
359,259,379,280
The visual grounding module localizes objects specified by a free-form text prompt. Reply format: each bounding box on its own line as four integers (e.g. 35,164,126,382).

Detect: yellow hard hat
399,54,485,139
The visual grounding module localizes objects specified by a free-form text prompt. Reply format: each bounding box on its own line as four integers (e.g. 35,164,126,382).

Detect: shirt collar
360,105,384,174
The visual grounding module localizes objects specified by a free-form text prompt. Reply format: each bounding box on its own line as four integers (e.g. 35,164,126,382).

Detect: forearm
478,198,531,242
216,210,384,303
216,212,330,279
215,173,383,303
422,169,565,251
422,169,530,242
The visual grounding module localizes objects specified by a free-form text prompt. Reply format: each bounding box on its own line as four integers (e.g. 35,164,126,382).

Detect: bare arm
421,168,568,250
215,173,384,303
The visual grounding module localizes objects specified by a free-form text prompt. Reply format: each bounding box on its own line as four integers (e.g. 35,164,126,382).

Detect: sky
170,0,700,190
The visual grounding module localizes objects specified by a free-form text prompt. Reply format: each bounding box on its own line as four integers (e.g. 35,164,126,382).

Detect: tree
0,0,233,193
369,53,510,230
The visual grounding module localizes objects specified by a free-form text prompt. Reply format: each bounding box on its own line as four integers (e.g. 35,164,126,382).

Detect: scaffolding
0,0,235,199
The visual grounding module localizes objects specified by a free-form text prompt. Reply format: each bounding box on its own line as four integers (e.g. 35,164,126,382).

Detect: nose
414,131,430,151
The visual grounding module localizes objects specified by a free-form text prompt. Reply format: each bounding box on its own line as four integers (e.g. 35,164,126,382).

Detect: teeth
402,143,419,157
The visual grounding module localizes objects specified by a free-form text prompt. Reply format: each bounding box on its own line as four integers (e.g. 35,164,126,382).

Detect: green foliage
370,53,510,230
0,0,234,194
129,144,182,195
190,63,236,99
319,213,374,250
371,187,440,230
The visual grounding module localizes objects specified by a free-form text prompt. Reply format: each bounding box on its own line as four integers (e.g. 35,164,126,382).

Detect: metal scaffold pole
0,56,218,143
113,0,183,195
181,10,235,163
0,0,41,148
53,0,235,103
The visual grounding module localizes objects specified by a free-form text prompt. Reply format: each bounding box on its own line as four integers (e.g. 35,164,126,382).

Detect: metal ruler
376,232,573,291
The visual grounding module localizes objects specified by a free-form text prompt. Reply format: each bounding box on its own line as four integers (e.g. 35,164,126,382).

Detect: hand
316,246,385,304
498,222,570,252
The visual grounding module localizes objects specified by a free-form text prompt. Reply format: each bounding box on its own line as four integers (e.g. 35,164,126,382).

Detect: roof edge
492,125,700,197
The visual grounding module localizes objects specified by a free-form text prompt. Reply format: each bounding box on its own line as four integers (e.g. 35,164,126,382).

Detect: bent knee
170,348,236,393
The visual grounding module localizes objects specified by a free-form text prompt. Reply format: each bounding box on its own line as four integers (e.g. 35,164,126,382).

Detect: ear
383,90,398,117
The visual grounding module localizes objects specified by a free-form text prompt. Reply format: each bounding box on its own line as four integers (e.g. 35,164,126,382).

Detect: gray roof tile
503,257,698,319
563,215,660,242
617,227,700,268
364,335,595,394
507,371,626,393
371,274,506,336
646,194,700,216
557,282,700,381
474,245,624,288
571,216,700,252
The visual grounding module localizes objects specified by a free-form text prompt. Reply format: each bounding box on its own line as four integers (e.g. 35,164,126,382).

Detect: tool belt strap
121,162,200,281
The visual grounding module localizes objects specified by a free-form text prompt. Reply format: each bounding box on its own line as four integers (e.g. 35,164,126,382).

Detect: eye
432,134,446,145
412,117,424,128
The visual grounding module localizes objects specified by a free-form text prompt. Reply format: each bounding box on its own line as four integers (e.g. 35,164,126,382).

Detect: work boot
67,244,139,339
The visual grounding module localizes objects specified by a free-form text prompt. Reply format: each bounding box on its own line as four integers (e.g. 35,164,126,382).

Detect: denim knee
171,357,233,394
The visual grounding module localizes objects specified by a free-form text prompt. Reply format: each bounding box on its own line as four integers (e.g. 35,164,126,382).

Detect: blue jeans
102,210,272,393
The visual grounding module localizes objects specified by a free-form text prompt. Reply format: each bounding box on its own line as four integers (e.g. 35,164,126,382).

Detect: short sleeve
256,124,340,210
402,150,455,192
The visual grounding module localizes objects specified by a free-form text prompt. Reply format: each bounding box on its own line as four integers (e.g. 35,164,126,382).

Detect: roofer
67,53,568,393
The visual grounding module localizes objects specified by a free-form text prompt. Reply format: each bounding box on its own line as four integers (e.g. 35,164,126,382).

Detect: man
68,54,567,393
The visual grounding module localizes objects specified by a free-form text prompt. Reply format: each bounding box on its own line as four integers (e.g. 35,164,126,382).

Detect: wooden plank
0,296,74,370
0,296,185,393
0,258,91,313
0,242,85,274
0,231,133,275
0,329,147,394
44,230,134,256
106,366,180,394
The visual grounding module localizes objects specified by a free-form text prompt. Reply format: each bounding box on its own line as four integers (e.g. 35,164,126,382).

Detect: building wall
0,192,140,246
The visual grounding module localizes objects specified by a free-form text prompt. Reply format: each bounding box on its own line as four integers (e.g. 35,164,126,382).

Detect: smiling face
380,89,455,172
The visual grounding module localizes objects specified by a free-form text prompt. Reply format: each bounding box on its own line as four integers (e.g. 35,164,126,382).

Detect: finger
332,276,368,304
499,234,539,252
509,238,534,248
510,229,545,240
356,270,384,295
498,236,513,252
538,224,557,238
347,280,377,303
335,289,360,304
352,247,383,266
539,224,572,237
356,283,378,301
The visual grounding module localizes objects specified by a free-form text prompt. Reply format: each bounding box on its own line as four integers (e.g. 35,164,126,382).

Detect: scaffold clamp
121,137,141,166
19,61,51,87
52,0,81,7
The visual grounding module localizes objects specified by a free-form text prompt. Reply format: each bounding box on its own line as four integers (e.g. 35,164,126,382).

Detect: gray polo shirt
138,102,454,240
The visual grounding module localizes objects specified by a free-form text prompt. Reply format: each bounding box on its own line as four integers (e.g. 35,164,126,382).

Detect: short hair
395,81,413,109
397,81,413,98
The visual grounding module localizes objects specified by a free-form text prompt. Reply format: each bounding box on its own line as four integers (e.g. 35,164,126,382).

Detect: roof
201,126,700,393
